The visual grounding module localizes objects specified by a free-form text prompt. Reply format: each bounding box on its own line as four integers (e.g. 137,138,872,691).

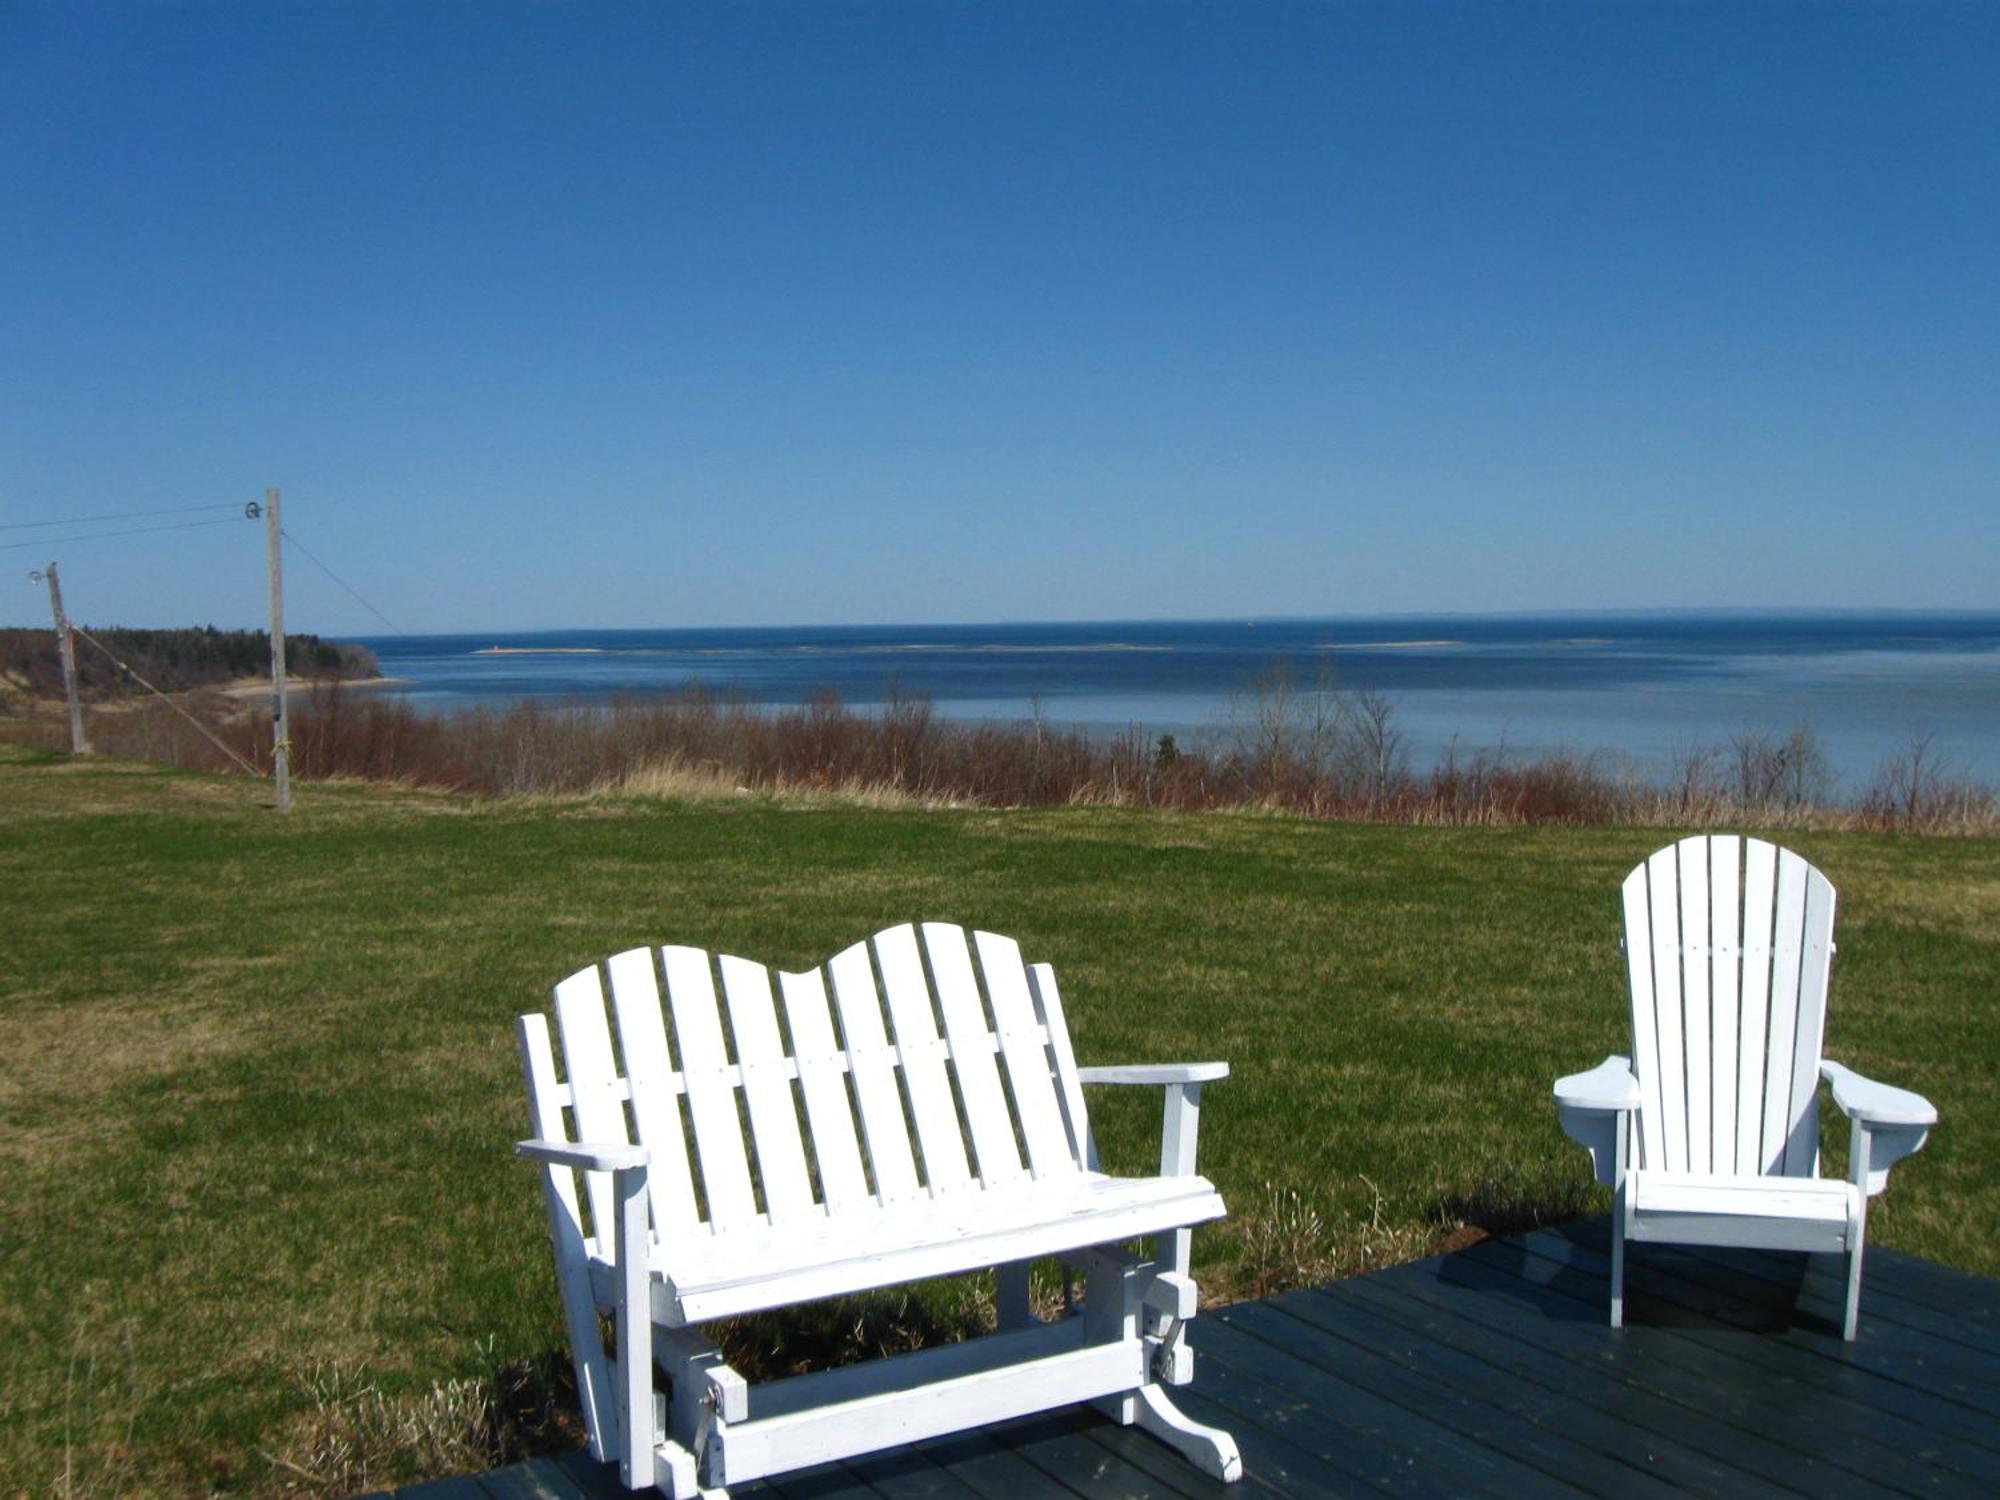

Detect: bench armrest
1077,1062,1230,1086
517,1139,651,1173
1820,1060,1936,1197
1553,1055,1638,1187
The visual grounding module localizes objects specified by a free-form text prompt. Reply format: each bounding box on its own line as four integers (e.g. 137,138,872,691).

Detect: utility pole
41,561,88,754
264,486,291,812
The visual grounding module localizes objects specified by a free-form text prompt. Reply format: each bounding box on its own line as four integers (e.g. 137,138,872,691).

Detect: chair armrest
1553,1055,1637,1187
1819,1061,1936,1128
1553,1055,1640,1112
1077,1062,1230,1086
517,1139,651,1173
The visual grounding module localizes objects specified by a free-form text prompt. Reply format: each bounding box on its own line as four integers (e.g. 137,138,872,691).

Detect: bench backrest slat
924,923,1027,1187
1625,836,1836,1180
527,924,1094,1253
779,966,873,1212
828,937,923,1204
664,944,759,1229
975,929,1079,1181
720,955,817,1222
876,925,975,1194
606,947,700,1234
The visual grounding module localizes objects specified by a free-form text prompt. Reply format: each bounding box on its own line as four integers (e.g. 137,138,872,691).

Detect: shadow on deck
387,1217,2000,1498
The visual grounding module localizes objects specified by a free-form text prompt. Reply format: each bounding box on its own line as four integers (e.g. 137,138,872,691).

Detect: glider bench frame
517,923,1242,1495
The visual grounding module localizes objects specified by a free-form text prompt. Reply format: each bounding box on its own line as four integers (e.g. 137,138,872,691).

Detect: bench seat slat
657,1172,1225,1324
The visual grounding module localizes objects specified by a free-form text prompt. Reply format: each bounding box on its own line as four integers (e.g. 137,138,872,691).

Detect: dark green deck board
404,1219,2000,1499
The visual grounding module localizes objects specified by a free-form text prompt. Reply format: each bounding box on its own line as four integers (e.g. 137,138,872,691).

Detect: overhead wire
280,526,405,634
66,623,266,779
2,516,242,552
2,500,240,531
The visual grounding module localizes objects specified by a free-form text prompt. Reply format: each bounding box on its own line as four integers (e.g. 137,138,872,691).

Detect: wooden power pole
41,561,88,754
264,487,291,812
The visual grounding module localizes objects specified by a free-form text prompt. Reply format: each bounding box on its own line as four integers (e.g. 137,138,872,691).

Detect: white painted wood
1736,838,1778,1175
552,965,630,1243
1677,836,1713,1175
1131,1385,1243,1482
1557,837,1937,1342
712,1332,1146,1485
1709,835,1742,1175
974,930,1076,1179
1759,849,1809,1174
1621,864,1664,1173
522,924,1240,1489
606,948,700,1236
1645,845,1687,1172
1781,870,1835,1177
661,946,758,1229
828,939,922,1203
778,967,871,1213
719,955,817,1223
1027,961,1093,1169
873,925,973,1194
518,1014,620,1461
924,924,1027,1187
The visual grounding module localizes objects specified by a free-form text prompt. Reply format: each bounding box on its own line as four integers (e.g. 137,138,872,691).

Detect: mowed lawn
2,745,1995,1494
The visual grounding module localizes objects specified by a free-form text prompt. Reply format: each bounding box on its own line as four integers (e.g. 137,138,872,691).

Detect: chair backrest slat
662,945,759,1229
778,967,872,1212
1622,864,1665,1174
1760,851,1810,1174
1026,961,1093,1171
1645,846,1689,1173
924,923,1028,1187
606,948,701,1234
828,938,923,1204
874,925,975,1195
1707,836,1742,1175
1677,838,1713,1174
1782,872,1836,1176
719,955,816,1222
1623,836,1838,1181
974,930,1078,1180
1736,838,1778,1174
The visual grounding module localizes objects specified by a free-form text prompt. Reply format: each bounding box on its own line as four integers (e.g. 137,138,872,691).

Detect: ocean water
357,614,2000,792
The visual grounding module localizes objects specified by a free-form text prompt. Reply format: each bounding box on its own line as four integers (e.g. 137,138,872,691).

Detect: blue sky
3,1,1995,633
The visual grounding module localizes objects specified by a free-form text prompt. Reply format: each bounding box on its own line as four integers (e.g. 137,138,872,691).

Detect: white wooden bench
518,922,1242,1495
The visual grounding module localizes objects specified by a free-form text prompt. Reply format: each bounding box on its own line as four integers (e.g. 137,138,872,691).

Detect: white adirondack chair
1555,836,1937,1340
517,922,1242,1496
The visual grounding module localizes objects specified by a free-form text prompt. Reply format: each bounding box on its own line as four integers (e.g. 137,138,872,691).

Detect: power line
281,526,405,634
1,500,240,531
66,623,266,779
1,515,241,552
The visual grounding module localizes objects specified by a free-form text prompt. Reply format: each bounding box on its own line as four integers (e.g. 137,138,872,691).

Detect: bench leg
1132,1385,1243,1482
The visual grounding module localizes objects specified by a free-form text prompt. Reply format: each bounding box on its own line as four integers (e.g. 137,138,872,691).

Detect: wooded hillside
0,625,378,705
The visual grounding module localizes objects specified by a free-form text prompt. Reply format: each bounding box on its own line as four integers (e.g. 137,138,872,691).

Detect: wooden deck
388,1217,2000,1499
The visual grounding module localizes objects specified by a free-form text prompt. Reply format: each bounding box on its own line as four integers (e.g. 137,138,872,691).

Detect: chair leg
1609,1180,1627,1329
1843,1201,1868,1341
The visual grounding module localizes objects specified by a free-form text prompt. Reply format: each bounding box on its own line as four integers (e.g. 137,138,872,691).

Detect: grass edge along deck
390,1216,2000,1499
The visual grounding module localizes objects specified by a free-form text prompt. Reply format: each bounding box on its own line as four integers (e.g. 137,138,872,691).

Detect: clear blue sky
3,1,1995,634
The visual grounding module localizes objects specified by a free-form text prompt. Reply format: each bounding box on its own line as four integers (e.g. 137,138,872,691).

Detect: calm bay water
359,614,2000,791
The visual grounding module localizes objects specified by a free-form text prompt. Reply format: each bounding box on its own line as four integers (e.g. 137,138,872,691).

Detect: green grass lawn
3,745,1995,1495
